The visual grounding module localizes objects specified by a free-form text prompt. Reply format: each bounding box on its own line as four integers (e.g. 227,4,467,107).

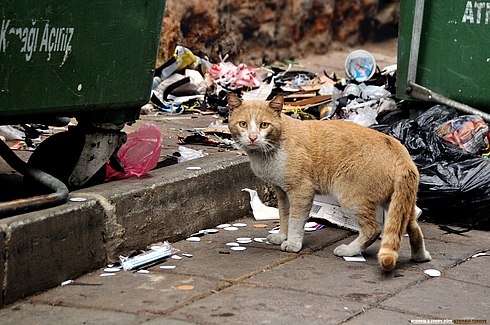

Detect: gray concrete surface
0,152,270,305
0,214,488,324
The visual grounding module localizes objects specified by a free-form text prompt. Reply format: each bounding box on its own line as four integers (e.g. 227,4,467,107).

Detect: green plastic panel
397,0,490,110
0,1,165,123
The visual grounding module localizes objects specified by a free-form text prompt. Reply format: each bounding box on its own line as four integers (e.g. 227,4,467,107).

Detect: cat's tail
378,164,419,271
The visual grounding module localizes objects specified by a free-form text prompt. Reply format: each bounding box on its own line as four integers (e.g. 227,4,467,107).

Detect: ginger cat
227,93,431,271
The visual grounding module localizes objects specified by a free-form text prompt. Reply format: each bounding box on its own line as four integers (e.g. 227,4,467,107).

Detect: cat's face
227,94,284,152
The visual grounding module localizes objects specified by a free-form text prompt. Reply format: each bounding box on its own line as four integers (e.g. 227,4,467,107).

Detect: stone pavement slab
29,269,230,315
342,308,423,325
0,303,197,325
167,284,366,325
443,253,490,286
420,222,490,248
380,276,489,321
244,253,423,304
2,218,489,324
0,303,147,325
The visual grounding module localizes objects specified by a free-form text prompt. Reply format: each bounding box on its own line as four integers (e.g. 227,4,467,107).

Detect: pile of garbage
148,46,400,126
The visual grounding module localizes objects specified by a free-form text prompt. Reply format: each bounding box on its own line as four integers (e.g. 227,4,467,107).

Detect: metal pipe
407,0,425,83
0,140,69,217
407,81,490,122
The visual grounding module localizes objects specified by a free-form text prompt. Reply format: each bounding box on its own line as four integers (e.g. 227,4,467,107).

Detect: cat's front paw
281,240,302,253
333,243,360,257
267,233,287,245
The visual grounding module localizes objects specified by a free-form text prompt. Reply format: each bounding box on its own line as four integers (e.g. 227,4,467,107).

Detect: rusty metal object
0,140,68,217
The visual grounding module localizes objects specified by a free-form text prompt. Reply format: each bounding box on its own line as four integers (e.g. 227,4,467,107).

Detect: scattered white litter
171,255,183,260
136,269,150,274
424,269,441,277
343,254,366,262
61,280,74,286
69,197,87,202
304,222,324,232
203,229,219,234
186,237,201,242
253,237,267,243
224,226,239,231
104,267,121,273
236,236,252,244
216,223,231,229
268,227,280,234
226,242,240,247
186,166,202,170
160,265,177,270
232,223,247,227
182,253,193,258
100,273,115,277
231,246,246,251
237,239,253,244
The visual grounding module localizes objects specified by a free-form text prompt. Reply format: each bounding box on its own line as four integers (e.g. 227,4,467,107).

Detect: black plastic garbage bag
375,105,490,229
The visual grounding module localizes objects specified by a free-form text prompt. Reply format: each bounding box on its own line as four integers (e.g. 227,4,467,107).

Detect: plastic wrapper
119,241,179,271
434,115,489,154
177,145,208,162
105,123,162,180
376,105,490,229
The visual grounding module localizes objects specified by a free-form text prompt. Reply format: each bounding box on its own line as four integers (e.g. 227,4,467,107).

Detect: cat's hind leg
267,186,289,245
334,205,380,257
407,218,431,262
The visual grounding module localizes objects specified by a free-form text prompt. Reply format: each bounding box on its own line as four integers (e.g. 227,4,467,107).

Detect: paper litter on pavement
242,188,280,220
242,188,422,232
343,254,366,262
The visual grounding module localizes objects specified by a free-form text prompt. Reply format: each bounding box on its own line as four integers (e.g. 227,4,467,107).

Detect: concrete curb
0,152,267,305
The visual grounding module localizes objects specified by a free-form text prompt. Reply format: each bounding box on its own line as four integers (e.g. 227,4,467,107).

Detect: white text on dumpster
462,1,490,24
0,19,74,63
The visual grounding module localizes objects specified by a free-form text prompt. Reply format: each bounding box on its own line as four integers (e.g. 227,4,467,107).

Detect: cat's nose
249,134,258,143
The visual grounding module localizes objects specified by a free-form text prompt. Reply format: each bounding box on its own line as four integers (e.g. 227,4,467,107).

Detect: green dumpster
0,0,165,124
397,0,490,115
0,1,166,213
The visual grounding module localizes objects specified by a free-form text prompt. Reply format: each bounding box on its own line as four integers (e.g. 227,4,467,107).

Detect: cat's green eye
238,121,248,128
260,122,270,129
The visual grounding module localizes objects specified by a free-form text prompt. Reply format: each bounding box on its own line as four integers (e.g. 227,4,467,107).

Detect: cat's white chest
248,149,286,188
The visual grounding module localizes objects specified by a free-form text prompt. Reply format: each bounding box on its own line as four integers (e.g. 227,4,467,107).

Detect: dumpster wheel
25,129,107,192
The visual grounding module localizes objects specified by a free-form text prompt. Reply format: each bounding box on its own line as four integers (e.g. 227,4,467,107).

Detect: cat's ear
227,92,243,113
269,94,284,114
